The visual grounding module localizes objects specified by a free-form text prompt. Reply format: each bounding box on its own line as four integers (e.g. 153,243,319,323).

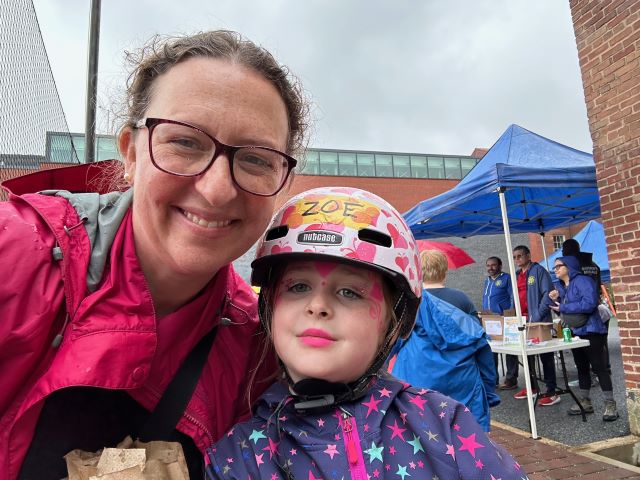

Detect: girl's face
271,260,391,384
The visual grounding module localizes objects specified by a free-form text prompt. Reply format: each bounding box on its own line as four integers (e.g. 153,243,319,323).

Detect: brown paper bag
65,436,189,480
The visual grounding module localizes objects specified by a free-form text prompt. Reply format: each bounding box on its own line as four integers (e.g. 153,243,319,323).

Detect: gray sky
32,0,592,156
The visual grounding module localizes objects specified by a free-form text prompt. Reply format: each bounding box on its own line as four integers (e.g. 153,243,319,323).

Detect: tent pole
498,189,538,439
540,232,550,270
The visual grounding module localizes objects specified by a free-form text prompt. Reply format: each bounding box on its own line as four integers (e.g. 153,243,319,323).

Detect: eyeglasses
553,264,567,271
135,117,297,197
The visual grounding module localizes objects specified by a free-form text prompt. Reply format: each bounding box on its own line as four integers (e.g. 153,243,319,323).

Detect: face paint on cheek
314,261,338,278
369,278,384,302
367,277,385,332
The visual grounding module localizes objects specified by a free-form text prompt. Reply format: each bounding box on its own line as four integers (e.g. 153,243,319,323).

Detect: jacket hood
4,161,133,292
419,291,485,350
559,255,582,280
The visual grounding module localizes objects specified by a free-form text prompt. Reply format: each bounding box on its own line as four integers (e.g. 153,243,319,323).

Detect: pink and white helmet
251,186,422,339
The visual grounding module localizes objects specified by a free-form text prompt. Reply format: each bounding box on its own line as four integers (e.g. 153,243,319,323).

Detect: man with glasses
507,246,560,406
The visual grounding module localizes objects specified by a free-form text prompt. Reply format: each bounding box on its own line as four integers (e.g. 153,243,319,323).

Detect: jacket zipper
339,409,367,480
184,411,214,446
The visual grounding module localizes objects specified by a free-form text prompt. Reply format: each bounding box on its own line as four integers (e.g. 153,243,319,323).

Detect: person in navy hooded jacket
205,187,526,480
547,256,619,421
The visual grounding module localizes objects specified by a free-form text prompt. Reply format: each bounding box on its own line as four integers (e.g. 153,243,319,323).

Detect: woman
548,256,618,421
0,30,309,479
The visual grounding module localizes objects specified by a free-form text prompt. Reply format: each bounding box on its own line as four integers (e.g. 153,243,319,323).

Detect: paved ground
491,318,630,446
490,423,640,479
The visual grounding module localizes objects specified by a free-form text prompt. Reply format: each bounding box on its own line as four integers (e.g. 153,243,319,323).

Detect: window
460,158,477,178
48,133,78,163
338,152,357,176
301,150,319,175
444,158,462,179
71,135,86,163
96,136,120,161
356,153,375,177
375,154,393,177
427,156,444,179
410,155,427,178
553,235,566,251
319,151,338,176
393,155,410,178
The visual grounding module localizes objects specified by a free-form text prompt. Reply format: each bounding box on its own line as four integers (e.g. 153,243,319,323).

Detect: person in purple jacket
548,256,618,421
205,186,526,480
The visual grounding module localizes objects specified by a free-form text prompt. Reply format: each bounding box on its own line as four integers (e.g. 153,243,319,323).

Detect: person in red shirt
501,246,558,407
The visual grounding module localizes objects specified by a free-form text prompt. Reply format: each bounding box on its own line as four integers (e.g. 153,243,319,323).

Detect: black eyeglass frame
135,117,297,197
552,264,567,270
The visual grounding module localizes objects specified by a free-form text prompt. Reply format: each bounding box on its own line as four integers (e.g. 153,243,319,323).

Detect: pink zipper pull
344,417,358,465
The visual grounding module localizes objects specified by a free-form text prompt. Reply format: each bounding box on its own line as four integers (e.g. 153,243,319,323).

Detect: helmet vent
265,225,289,241
358,228,392,248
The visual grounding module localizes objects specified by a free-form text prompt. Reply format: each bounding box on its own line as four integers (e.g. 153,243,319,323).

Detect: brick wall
570,0,640,431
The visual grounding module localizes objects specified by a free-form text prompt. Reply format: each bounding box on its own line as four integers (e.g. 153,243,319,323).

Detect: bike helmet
251,186,421,409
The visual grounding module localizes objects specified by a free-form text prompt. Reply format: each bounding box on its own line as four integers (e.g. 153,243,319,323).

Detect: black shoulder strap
139,326,218,441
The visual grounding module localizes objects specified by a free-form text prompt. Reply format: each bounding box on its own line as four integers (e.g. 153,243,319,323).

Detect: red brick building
570,0,640,432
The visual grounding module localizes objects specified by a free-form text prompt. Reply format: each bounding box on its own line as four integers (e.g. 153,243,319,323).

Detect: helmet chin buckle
293,394,336,413
291,378,350,413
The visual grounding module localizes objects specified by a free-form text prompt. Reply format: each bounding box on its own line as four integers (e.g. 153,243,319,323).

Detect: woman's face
120,57,289,283
554,261,569,282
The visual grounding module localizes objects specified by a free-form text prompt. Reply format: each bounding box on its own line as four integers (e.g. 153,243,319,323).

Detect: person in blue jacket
547,256,618,421
482,256,514,390
482,256,514,314
391,289,500,431
506,246,560,406
205,187,526,480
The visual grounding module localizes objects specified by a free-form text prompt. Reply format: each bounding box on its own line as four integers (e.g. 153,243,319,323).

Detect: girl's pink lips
299,328,336,347
300,328,335,340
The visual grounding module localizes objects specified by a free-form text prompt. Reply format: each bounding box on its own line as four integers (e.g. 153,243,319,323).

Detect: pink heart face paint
270,259,390,384
314,260,339,278
367,272,386,333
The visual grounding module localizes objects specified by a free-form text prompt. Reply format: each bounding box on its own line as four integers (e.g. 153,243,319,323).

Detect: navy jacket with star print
205,373,527,480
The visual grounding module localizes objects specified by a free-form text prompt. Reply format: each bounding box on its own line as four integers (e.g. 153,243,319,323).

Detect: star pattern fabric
205,373,527,479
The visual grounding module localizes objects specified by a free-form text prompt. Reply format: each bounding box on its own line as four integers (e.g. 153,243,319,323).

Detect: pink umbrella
416,240,475,270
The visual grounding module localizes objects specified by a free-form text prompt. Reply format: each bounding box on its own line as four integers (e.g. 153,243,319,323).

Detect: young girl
206,187,526,479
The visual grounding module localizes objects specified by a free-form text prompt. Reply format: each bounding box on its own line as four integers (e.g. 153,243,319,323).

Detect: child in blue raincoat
205,187,526,479
392,290,500,431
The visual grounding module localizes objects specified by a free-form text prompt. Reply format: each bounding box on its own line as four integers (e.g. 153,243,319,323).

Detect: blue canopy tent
403,124,601,439
545,220,610,283
405,124,601,239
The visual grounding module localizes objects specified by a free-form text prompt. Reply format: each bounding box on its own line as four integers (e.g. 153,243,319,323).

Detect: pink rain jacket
0,163,277,479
